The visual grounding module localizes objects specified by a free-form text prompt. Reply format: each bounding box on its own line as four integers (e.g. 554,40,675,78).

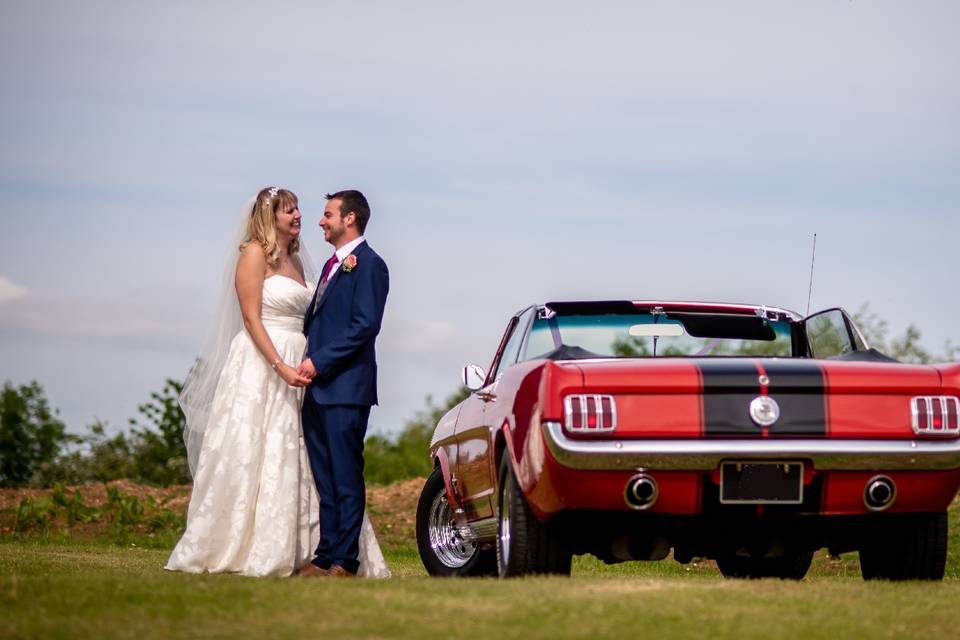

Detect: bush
36,379,190,488
365,387,469,485
0,381,70,487
7,483,185,547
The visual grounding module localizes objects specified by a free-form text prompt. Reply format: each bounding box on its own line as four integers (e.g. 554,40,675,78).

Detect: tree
127,379,190,485
851,304,956,364
35,379,189,487
34,420,138,486
364,387,470,485
0,381,70,487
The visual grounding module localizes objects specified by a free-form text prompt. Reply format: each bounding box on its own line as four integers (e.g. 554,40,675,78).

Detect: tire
496,454,571,577
716,551,814,580
416,466,495,576
859,511,947,581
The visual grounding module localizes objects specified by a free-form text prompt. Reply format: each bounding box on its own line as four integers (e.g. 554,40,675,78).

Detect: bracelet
271,358,282,370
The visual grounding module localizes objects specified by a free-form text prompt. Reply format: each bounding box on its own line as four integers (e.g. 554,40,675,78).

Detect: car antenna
805,233,817,316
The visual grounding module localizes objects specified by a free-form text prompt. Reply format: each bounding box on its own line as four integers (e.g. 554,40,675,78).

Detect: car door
802,307,868,358
454,308,534,520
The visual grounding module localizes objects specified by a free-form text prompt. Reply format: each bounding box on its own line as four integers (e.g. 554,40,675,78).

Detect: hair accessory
267,187,279,198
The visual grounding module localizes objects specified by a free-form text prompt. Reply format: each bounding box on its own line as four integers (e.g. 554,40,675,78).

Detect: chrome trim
911,396,960,436
498,472,513,572
749,396,780,427
542,421,960,471
461,517,497,543
428,488,478,568
863,475,897,512
563,394,617,433
624,474,659,510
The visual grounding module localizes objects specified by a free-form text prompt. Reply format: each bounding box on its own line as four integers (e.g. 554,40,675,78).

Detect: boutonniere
342,254,358,273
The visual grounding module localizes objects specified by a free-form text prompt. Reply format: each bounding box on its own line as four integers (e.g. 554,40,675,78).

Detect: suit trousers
301,393,370,574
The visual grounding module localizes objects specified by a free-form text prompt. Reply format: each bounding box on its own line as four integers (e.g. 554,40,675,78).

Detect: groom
298,189,389,578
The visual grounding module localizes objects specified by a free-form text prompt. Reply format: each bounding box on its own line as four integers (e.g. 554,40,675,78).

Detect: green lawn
2,538,960,639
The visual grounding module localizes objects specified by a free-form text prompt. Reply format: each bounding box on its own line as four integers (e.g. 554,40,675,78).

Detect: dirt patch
367,477,425,550
0,477,425,548
0,479,192,511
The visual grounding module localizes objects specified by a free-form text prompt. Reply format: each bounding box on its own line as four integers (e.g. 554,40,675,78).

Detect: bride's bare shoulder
236,243,268,281
239,241,265,256
238,242,267,264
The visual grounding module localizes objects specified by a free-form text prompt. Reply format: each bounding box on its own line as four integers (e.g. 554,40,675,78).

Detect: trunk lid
563,357,943,439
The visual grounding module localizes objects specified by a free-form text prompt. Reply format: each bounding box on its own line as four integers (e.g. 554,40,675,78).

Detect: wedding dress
166,275,391,578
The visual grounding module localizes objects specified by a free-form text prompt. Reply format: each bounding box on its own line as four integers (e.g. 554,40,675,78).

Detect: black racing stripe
698,360,761,436
762,360,827,437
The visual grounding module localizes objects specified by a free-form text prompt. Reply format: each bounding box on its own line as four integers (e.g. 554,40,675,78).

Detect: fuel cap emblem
749,396,780,427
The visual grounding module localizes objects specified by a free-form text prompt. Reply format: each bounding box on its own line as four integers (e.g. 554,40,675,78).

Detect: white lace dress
166,275,391,578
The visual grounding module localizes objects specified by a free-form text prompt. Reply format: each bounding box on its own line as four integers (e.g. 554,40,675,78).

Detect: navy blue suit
302,240,388,573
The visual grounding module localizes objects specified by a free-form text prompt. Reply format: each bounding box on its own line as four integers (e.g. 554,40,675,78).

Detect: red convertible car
415,301,960,580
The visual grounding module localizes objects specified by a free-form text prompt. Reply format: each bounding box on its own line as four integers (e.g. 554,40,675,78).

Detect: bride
166,187,390,578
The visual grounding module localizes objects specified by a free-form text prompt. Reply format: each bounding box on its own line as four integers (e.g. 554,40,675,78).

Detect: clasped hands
276,358,318,388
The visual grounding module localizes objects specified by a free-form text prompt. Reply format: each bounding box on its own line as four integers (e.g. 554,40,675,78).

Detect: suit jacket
303,240,389,406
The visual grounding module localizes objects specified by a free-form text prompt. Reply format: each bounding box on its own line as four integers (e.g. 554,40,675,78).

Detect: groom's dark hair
327,190,370,234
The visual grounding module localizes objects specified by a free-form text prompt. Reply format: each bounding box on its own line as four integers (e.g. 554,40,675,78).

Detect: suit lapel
312,241,368,316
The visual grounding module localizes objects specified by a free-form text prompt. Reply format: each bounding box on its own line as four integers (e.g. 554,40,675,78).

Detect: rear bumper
541,421,960,471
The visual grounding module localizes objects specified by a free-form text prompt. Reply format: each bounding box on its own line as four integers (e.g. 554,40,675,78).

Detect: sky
0,1,957,436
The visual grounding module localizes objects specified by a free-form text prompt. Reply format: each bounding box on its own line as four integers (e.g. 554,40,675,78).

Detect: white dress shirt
325,235,366,281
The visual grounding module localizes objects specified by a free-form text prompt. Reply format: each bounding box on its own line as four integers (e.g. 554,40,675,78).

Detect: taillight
911,396,960,436
564,394,617,433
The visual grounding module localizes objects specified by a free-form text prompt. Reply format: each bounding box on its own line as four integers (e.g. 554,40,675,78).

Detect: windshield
524,312,795,359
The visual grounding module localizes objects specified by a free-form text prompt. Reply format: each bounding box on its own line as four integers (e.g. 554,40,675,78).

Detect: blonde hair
240,187,300,266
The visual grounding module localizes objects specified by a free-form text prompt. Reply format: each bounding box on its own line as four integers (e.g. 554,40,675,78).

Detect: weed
51,483,99,524
12,497,57,535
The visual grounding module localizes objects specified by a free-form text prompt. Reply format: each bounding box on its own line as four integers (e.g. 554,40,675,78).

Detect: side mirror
461,364,487,391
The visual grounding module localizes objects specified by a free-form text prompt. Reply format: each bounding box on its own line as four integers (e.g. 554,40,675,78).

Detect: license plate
720,461,804,505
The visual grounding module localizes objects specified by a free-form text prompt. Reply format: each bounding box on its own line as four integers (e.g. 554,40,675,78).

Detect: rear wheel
496,455,571,577
716,551,813,580
859,511,947,581
416,466,494,576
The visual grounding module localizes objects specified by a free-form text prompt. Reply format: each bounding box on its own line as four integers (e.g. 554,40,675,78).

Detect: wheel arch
432,447,458,510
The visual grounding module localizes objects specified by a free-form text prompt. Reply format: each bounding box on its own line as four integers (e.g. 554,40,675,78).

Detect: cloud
0,276,26,303
0,285,209,354
0,0,957,437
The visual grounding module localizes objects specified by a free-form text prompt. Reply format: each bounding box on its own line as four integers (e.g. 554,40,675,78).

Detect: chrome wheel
428,491,476,568
498,470,512,568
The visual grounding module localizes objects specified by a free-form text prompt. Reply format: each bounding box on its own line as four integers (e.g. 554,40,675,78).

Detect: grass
2,487,960,639
2,539,960,639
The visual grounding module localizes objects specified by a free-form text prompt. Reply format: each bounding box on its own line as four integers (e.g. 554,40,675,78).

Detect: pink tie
319,253,339,283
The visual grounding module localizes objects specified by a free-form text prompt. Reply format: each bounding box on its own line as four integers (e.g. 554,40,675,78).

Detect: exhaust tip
624,473,659,510
863,475,896,511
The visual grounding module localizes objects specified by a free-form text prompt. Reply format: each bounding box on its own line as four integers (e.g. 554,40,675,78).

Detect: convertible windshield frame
523,303,802,360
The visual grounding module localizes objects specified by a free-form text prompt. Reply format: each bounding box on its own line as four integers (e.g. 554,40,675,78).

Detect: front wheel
859,511,947,581
496,455,571,577
416,466,494,576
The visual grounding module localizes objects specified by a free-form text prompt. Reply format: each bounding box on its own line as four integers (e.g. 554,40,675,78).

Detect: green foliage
36,421,138,486
612,335,787,357
365,387,470,485
12,497,58,535
51,484,98,524
126,379,189,485
7,484,185,547
852,303,956,364
36,379,189,488
0,381,70,487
